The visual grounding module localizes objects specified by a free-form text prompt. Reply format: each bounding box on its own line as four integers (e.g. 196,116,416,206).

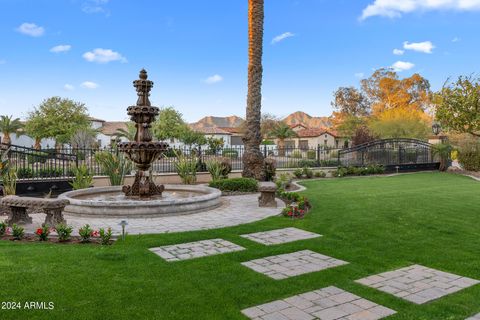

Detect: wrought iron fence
1,143,342,180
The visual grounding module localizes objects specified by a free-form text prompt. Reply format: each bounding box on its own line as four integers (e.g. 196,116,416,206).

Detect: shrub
12,224,24,240
275,173,292,190
99,227,113,245
27,151,48,164
70,164,93,190
175,154,198,184
35,225,50,241
298,159,318,168
276,190,311,211
79,224,97,243
264,158,276,181
17,167,34,179
291,150,302,159
282,205,306,218
319,160,339,167
314,171,326,178
303,167,314,179
56,224,73,242
222,148,239,159
306,150,316,160
333,165,385,177
209,177,258,192
0,221,7,236
458,144,480,171
293,168,303,178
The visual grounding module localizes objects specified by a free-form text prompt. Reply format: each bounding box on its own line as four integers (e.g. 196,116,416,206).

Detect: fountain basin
59,185,222,218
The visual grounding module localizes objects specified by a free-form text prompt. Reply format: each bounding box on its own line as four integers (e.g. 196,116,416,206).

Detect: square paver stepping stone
149,238,245,262
241,250,349,280
241,286,396,320
355,264,480,304
240,227,321,246
466,313,480,320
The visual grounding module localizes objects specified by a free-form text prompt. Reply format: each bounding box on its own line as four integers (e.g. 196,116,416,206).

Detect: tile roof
194,127,232,135
100,121,128,136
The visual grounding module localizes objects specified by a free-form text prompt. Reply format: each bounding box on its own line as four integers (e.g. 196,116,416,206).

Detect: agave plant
69,164,94,190
174,152,198,185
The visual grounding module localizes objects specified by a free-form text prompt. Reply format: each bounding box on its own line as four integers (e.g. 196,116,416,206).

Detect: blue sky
1,0,480,122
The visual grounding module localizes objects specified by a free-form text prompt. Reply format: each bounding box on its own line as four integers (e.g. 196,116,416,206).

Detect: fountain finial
139,68,148,80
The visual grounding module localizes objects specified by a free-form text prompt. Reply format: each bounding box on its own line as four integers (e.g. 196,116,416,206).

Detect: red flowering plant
79,224,98,243
35,225,51,241
282,205,305,219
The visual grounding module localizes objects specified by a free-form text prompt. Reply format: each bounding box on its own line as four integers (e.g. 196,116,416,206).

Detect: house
279,128,350,150
218,127,244,146
193,127,232,146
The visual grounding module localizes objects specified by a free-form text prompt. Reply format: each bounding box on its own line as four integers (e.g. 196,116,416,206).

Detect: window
284,140,295,149
335,140,339,148
299,140,309,150
324,139,328,146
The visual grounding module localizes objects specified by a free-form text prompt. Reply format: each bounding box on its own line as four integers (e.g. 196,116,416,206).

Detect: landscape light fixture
119,220,128,241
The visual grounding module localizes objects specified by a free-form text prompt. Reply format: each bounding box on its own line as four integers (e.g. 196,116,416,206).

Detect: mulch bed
0,234,115,245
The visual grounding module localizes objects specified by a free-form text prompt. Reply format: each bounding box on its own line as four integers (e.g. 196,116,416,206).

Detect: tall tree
269,122,297,156
24,109,48,149
331,87,370,116
242,0,266,180
152,106,188,141
435,76,480,138
369,107,431,139
0,115,23,145
29,97,90,147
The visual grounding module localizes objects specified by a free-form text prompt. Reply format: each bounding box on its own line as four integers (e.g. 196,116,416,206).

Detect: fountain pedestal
117,69,169,198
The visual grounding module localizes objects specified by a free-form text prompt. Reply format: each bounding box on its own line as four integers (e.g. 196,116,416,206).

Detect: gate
338,138,440,172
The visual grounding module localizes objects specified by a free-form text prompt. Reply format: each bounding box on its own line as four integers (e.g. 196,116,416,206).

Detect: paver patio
23,194,283,235
355,264,480,304
466,313,480,320
241,250,349,280
240,227,321,245
149,238,245,261
241,286,396,320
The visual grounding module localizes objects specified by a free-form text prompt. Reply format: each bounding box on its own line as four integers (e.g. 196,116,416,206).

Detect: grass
1,172,480,320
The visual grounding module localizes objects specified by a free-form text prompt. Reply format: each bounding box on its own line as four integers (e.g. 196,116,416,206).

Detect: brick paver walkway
242,250,348,280
149,238,245,261
242,286,396,320
241,227,321,246
356,264,480,304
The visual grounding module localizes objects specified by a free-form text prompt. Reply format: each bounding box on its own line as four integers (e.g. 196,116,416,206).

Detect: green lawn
1,172,479,320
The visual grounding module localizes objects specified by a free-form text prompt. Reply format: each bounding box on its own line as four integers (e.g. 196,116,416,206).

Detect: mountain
190,115,245,129
282,111,332,128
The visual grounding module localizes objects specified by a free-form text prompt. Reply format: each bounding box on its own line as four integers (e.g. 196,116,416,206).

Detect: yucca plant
70,164,93,190
205,159,223,182
174,152,197,184
0,148,16,195
95,151,132,186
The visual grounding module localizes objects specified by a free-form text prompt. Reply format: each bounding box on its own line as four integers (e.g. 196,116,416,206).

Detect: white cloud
50,45,72,53
204,74,223,84
452,37,461,42
271,32,295,44
16,22,45,37
81,81,99,89
361,0,480,20
354,72,365,78
64,84,75,91
393,48,405,55
82,48,127,63
82,0,109,14
391,61,415,72
403,41,435,53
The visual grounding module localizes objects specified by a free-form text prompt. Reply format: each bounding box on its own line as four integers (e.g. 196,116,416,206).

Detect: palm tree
432,143,453,171
242,0,266,180
270,123,297,156
115,122,136,142
0,115,23,145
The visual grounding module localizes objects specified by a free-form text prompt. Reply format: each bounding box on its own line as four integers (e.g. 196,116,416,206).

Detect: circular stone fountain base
59,185,222,218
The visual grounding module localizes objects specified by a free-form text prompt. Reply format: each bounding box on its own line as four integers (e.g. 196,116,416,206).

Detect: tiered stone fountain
59,70,221,217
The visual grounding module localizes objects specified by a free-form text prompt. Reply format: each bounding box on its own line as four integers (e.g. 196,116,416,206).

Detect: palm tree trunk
34,137,41,150
278,138,286,157
242,0,266,180
2,132,11,145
